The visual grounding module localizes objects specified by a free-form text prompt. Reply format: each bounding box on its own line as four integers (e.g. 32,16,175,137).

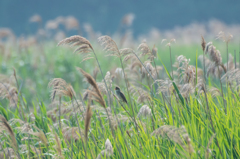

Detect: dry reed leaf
84,99,92,143
0,115,18,150
77,67,106,107
54,132,64,159
29,126,48,146
93,67,99,80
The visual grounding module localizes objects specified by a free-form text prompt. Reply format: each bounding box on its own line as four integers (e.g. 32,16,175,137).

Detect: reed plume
48,78,76,130
137,105,151,118
204,42,226,111
64,16,81,35
98,36,137,129
48,78,76,100
216,31,233,89
151,125,194,154
62,126,83,143
49,78,85,156
58,35,93,53
29,14,42,23
58,35,111,110
98,35,120,57
0,83,18,108
121,13,135,27
137,41,151,57
96,139,113,159
29,14,42,29
137,42,160,79
0,28,14,40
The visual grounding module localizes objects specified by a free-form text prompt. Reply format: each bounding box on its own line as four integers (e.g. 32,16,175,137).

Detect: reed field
0,15,240,159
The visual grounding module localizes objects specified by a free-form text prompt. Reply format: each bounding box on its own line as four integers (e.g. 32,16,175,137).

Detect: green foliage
0,41,240,158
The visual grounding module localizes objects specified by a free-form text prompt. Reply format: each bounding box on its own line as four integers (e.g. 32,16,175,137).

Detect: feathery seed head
201,35,206,51
58,35,93,53
0,83,18,108
105,139,113,155
137,105,152,118
216,31,233,43
45,20,59,30
98,35,120,57
121,13,135,26
137,42,151,57
64,16,79,30
151,44,158,58
151,125,194,154
48,78,76,100
29,14,42,23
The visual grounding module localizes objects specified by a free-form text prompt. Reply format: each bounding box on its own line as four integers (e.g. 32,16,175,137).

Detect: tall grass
0,33,240,159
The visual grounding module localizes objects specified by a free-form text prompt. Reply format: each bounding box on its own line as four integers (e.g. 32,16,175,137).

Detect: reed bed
0,22,240,159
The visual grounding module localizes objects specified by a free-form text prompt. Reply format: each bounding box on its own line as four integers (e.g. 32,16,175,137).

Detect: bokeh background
1,0,240,38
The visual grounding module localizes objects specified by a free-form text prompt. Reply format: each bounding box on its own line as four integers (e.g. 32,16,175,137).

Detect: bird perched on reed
115,86,128,104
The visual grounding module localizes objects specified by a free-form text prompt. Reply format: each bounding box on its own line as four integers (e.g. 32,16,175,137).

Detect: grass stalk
58,96,61,131
226,42,229,90
70,98,86,158
217,66,226,114
119,56,139,131
92,50,116,137
153,59,159,79
169,46,174,79
202,88,223,157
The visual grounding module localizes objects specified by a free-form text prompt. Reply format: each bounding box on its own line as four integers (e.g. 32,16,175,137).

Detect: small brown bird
115,86,128,104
